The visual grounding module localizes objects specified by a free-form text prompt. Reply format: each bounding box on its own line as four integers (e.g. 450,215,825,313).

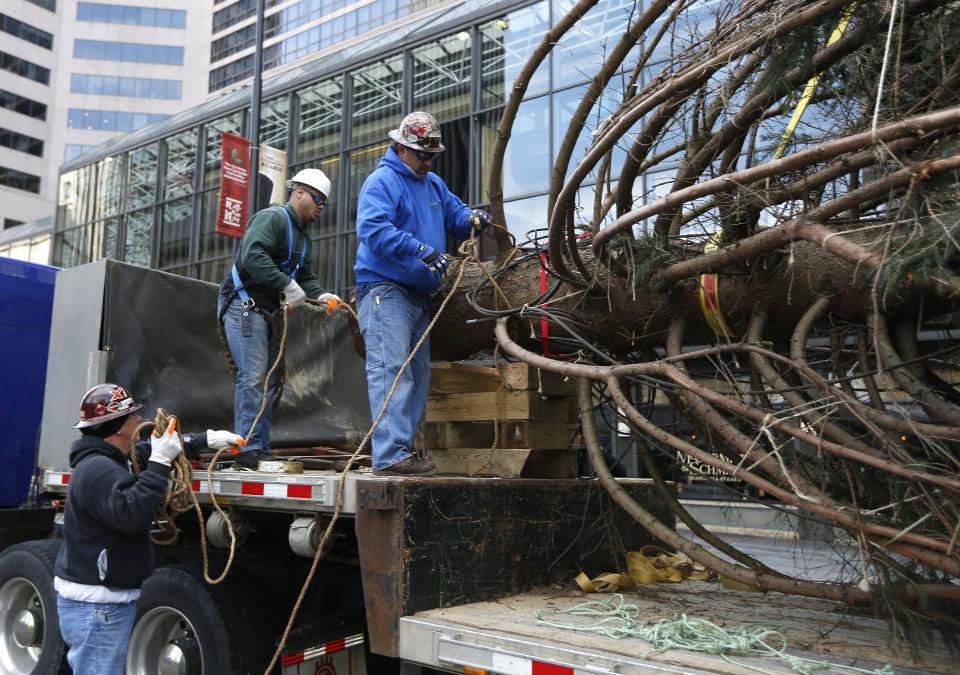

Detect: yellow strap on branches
699,235,735,339
772,3,858,160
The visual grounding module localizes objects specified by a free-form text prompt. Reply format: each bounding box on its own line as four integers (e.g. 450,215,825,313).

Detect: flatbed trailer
3,260,949,674
399,586,957,675
39,466,957,675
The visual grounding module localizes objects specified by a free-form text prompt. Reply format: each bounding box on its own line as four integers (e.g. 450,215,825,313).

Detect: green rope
533,594,896,675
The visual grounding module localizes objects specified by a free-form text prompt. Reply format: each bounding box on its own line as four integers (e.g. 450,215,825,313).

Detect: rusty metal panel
355,480,404,656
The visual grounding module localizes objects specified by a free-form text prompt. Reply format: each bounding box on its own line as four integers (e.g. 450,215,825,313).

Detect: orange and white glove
316,292,344,313
206,430,246,452
149,418,182,467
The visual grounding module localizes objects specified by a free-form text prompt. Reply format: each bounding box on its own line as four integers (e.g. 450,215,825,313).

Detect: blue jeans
358,283,431,470
57,596,136,675
219,296,280,453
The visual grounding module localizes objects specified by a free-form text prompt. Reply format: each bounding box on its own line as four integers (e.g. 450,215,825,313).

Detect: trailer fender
0,540,69,675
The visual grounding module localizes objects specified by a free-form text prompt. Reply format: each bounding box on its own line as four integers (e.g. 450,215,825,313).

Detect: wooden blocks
429,448,531,477
424,420,577,451
425,362,580,478
430,361,577,397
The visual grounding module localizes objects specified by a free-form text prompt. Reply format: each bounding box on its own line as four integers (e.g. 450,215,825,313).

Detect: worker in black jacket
54,383,242,674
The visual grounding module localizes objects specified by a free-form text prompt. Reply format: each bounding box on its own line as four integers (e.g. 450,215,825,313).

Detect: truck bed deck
399,584,955,674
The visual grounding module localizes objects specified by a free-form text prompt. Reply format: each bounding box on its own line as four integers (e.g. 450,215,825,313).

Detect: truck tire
126,565,257,675
0,540,69,675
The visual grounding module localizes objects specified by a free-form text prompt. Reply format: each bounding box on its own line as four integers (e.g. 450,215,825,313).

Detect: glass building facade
55,0,659,294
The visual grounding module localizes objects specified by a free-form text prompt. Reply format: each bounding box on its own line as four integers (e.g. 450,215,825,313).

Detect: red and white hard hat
388,111,444,153
287,168,331,198
74,384,142,429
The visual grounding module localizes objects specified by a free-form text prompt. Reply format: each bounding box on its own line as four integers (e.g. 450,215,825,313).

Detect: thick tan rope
197,297,359,585
132,409,194,546
263,234,480,675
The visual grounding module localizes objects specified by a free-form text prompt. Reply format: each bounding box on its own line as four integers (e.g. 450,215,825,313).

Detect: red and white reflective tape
191,480,316,500
281,633,364,666
45,471,70,486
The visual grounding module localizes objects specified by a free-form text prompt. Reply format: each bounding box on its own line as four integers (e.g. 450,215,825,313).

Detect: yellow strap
772,3,859,160
699,235,735,339
577,550,716,591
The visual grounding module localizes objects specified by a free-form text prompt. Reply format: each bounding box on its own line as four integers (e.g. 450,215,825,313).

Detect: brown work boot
373,456,438,477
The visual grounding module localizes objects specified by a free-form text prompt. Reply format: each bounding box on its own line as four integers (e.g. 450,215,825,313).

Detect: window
26,0,56,11
93,157,125,221
127,143,159,210
412,33,471,122
212,0,256,34
0,13,53,50
350,56,403,147
162,128,198,201
72,74,182,100
263,0,407,42
0,52,50,85
553,0,638,88
0,128,44,157
262,0,408,72
259,96,288,151
0,89,46,121
297,78,342,160
74,40,184,65
65,144,97,162
212,0,283,34
77,3,186,29
4,219,24,229
124,208,154,266
0,165,40,193
210,23,256,63
209,54,256,92
478,98,549,199
197,113,242,262
480,2,550,108
68,108,169,132
209,0,411,91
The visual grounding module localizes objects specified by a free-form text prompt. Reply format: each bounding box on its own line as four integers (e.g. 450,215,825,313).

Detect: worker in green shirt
217,168,342,468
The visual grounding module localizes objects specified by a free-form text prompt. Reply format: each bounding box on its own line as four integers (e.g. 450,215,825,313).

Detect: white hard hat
287,168,331,197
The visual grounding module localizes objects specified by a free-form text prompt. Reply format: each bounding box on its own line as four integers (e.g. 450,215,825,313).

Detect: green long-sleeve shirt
225,203,324,312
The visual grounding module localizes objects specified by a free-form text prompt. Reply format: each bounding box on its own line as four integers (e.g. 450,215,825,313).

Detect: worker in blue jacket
355,111,491,476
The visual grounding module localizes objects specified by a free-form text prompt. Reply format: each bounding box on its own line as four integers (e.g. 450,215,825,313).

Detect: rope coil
533,594,896,675
132,408,195,546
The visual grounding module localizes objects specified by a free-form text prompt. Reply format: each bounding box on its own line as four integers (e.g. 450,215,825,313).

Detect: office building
51,0,649,289
0,0,210,259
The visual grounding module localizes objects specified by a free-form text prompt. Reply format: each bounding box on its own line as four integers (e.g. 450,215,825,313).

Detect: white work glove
149,417,182,467
316,292,344,313
206,429,246,451
283,278,306,308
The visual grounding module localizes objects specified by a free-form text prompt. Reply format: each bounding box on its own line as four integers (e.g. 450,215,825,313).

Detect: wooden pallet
425,362,580,478
429,361,577,396
424,419,577,451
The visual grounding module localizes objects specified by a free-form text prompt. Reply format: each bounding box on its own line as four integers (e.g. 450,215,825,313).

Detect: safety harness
229,206,307,313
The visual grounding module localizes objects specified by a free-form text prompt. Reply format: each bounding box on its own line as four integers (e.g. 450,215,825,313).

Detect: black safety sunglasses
302,187,327,206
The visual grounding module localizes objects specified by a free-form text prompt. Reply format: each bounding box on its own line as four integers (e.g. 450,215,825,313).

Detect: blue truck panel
0,257,57,507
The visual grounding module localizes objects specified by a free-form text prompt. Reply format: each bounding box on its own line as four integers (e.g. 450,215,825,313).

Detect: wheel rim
126,606,203,675
0,577,45,675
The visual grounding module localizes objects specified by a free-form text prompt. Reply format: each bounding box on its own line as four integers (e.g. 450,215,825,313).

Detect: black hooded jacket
54,435,172,590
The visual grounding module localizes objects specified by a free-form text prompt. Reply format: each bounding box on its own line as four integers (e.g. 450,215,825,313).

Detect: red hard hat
74,384,143,429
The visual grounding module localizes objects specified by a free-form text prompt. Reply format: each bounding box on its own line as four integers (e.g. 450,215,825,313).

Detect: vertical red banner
216,131,251,238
